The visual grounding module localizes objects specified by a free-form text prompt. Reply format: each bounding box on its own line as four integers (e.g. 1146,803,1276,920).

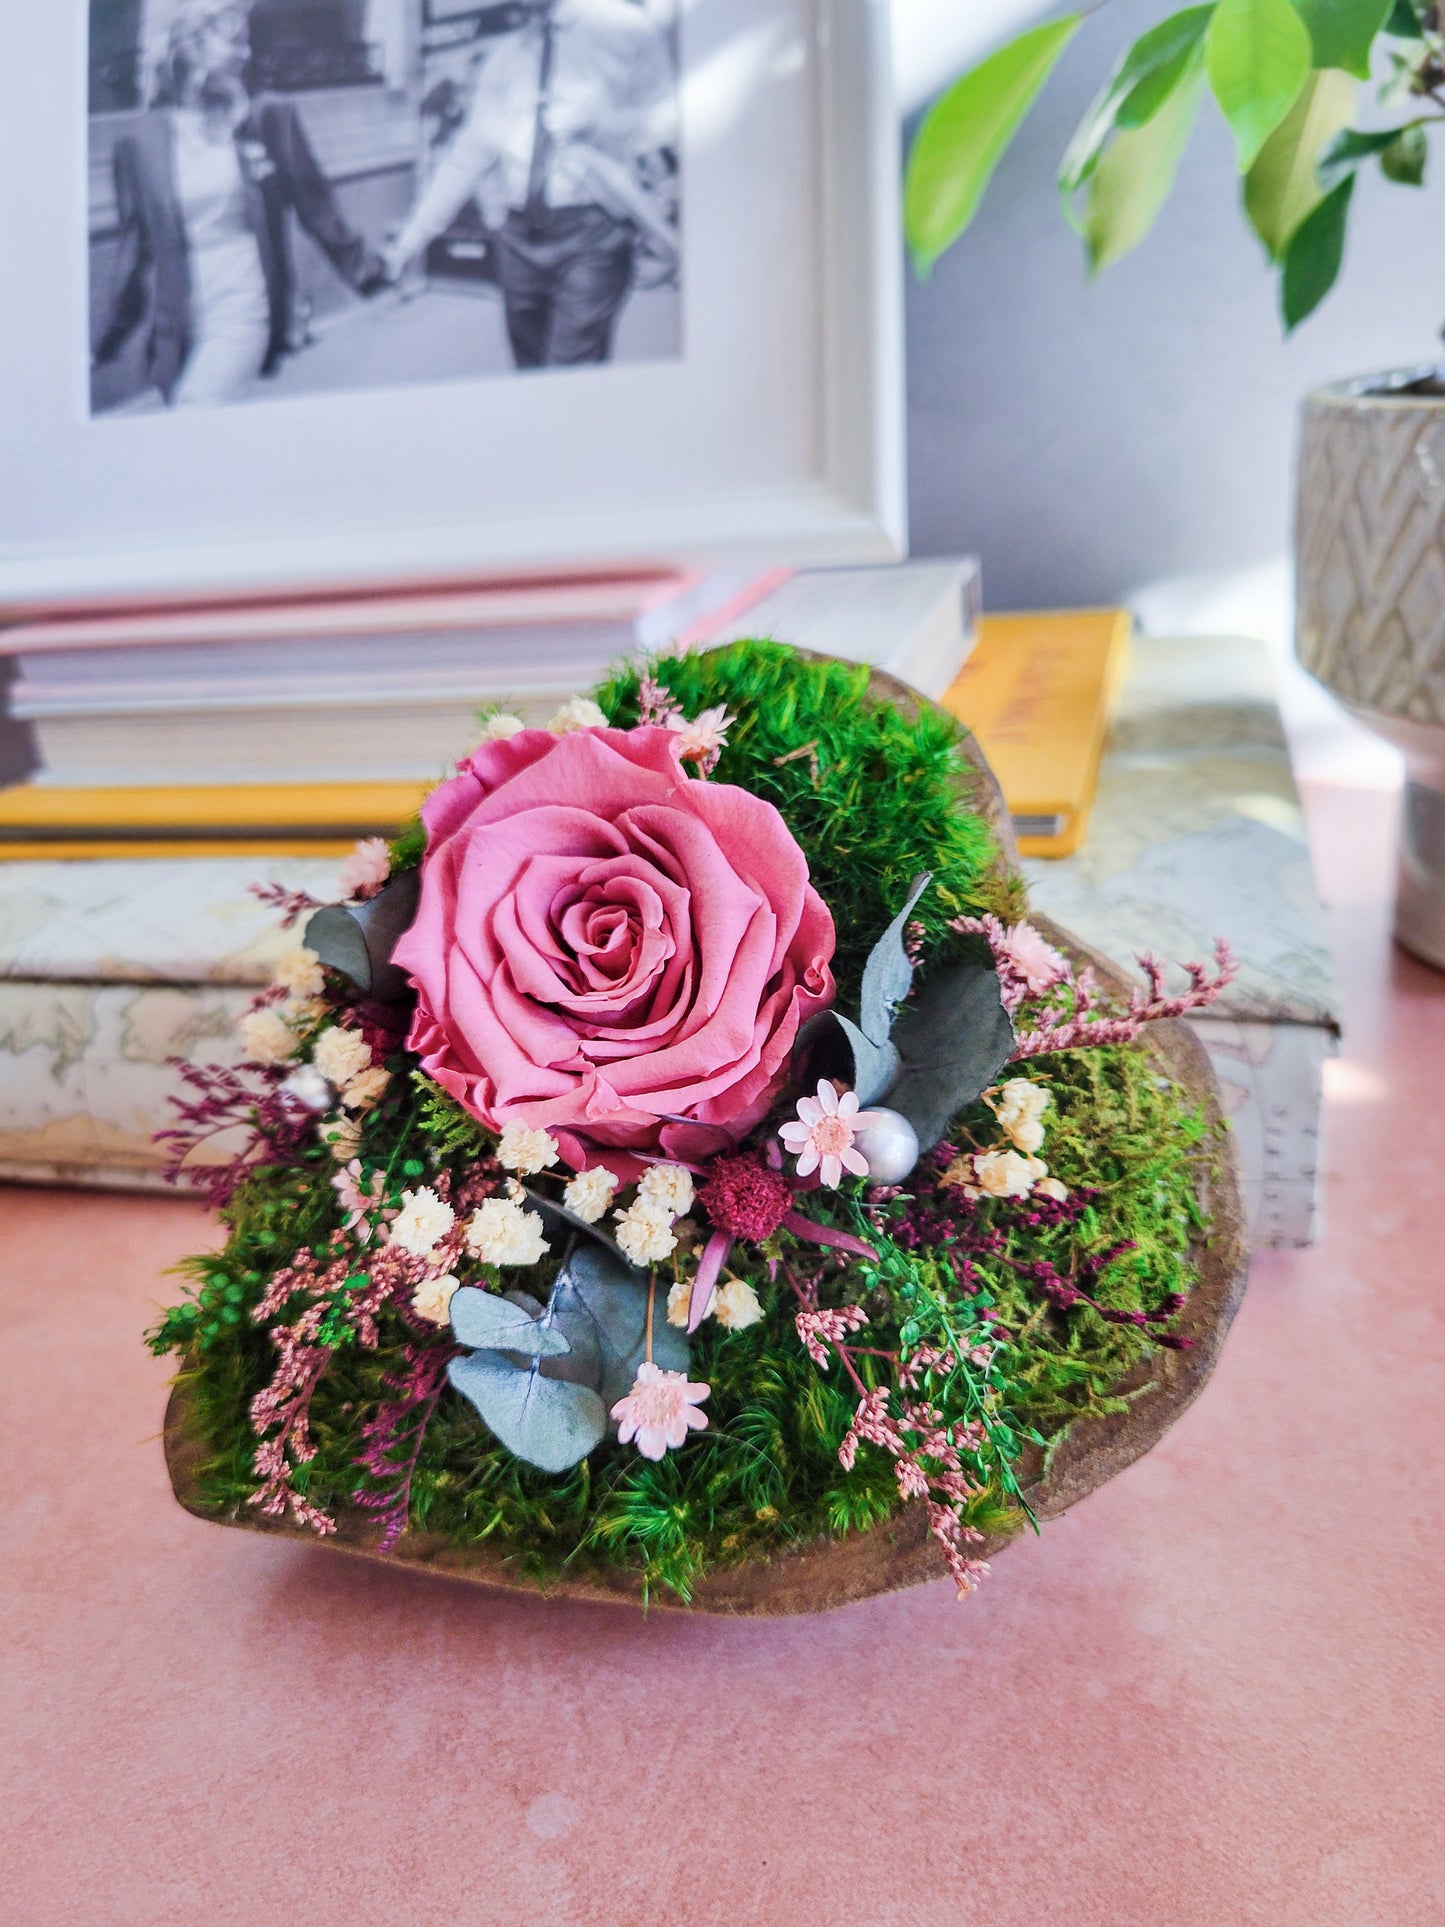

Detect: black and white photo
88,0,682,414
4,2,898,600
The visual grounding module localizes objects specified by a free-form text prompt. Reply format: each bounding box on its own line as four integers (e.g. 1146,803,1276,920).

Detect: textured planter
1297,370,1445,967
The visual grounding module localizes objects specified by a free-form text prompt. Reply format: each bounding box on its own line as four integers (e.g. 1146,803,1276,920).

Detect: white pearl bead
853,1107,920,1184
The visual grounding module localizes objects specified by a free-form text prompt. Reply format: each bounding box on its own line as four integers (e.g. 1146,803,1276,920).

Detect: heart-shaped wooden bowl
164,670,1248,1613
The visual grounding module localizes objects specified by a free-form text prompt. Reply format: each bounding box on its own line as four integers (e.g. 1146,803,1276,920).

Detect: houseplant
151,643,1245,1612
906,0,1445,965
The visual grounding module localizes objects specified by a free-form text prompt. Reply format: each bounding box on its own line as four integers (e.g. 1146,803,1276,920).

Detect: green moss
161,1039,1211,1601
154,642,1216,1602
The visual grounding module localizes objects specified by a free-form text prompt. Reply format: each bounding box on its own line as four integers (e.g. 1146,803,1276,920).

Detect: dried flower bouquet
154,643,1245,1612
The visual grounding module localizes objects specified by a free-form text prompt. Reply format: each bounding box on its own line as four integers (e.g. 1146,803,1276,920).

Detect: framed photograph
0,0,902,605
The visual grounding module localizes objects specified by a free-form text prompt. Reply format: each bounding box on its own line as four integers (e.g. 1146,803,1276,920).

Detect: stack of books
0,558,980,858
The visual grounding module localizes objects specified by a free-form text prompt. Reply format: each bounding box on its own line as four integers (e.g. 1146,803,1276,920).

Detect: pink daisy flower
611,1362,711,1460
664,704,733,773
779,1080,882,1188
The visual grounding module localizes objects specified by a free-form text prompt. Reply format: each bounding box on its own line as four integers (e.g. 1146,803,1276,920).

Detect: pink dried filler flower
780,1081,880,1188
611,1362,710,1460
338,837,391,901
665,703,733,773
996,921,1069,997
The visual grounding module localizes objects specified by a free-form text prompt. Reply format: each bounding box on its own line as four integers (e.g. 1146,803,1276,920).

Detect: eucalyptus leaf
1084,53,1207,271
1205,0,1312,171
447,1350,607,1473
885,962,1016,1152
549,1238,690,1411
905,15,1083,272
1243,68,1357,259
1291,0,1391,76
448,1284,571,1358
835,1012,901,1110
1059,5,1215,207
504,1289,602,1390
1281,172,1354,329
859,872,931,1048
303,867,421,1002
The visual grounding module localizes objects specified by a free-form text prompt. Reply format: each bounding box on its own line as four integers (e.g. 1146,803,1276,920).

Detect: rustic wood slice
163,667,1249,1614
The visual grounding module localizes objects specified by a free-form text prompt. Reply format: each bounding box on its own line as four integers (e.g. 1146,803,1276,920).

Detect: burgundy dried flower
698,1154,794,1242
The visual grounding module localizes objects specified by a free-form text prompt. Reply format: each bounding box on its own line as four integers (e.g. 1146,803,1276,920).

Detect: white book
703,557,980,701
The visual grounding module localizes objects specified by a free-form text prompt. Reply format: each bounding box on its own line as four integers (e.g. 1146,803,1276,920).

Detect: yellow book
0,780,428,856
940,609,1132,858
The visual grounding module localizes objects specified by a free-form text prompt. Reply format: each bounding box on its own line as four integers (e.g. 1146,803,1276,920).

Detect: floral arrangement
151,643,1234,1605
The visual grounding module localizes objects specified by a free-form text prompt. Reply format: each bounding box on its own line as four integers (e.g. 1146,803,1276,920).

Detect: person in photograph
381,0,678,370
93,3,385,408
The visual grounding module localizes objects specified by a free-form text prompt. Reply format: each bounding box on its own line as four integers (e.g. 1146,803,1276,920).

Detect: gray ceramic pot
1296,368,1445,968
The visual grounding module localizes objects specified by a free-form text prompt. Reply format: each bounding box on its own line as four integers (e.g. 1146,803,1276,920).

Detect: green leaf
1207,0,1313,169
1243,67,1357,257
1381,121,1428,181
1384,0,1424,34
1280,172,1354,328
905,14,1083,271
1084,55,1207,270
1059,5,1215,204
1318,122,1407,188
1290,0,1391,77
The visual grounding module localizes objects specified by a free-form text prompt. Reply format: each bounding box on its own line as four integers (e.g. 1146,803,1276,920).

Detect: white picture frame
0,0,903,607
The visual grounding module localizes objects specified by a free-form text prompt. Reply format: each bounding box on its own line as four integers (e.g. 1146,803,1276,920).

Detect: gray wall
904,0,1445,609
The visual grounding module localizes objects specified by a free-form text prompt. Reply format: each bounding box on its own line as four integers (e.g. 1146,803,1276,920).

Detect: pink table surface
3,773,1443,1927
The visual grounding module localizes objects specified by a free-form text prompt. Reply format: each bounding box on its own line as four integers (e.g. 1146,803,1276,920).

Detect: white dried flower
614,1197,678,1267
666,1278,709,1328
239,1007,296,1066
272,946,325,1003
713,1277,764,1331
340,1066,391,1112
563,1165,619,1223
476,712,527,742
1035,1176,1069,1202
313,1025,373,1088
971,1149,1046,1200
638,1162,695,1219
547,696,608,734
990,1078,1051,1156
664,704,733,767
390,1185,456,1256
412,1274,461,1326
496,1122,561,1176
465,1196,550,1266
321,1116,363,1162
280,1063,332,1111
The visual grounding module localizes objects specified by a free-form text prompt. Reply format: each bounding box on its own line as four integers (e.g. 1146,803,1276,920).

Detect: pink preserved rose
393,724,835,1171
